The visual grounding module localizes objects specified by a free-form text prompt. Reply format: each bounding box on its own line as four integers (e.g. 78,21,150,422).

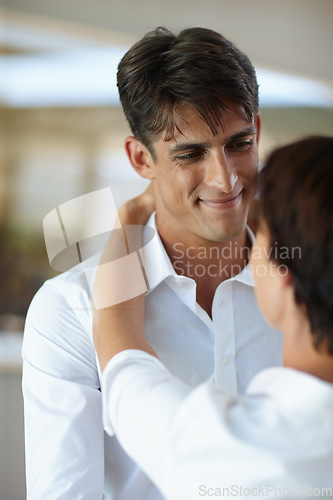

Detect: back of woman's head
258,136,333,354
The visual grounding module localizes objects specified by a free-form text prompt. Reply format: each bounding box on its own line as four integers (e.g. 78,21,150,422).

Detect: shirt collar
141,215,199,314
246,366,333,419
141,213,255,291
141,213,177,294
227,225,255,288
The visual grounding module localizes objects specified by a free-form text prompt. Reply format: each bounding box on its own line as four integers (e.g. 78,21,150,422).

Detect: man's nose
204,150,238,193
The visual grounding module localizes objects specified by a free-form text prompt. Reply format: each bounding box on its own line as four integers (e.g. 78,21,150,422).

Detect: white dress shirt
103,349,333,500
22,214,282,499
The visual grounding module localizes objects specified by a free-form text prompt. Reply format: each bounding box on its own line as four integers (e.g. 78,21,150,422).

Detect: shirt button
220,355,230,366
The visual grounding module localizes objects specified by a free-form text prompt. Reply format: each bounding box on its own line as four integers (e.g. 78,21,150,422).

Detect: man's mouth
199,190,243,209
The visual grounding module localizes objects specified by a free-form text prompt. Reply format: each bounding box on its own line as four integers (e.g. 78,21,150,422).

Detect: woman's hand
118,183,155,227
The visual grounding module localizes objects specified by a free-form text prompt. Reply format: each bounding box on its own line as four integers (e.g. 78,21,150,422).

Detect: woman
93,137,333,499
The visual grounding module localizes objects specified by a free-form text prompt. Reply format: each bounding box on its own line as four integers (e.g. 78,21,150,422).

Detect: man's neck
157,224,251,316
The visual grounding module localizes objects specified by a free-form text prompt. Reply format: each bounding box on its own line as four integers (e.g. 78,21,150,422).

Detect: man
22,27,282,499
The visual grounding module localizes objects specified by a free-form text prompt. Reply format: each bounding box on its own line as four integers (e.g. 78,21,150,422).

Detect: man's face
147,102,260,245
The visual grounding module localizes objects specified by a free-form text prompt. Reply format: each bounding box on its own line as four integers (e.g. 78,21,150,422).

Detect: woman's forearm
93,184,156,372
93,297,156,372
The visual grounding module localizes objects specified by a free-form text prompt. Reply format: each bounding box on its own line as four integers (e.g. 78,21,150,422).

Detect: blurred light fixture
256,68,333,108
0,49,124,106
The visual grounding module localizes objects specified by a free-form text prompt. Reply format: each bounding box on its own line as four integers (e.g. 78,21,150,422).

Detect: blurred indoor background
1,0,333,497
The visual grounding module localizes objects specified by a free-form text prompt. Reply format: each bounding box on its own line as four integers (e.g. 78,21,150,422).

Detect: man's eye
229,139,253,151
176,151,203,161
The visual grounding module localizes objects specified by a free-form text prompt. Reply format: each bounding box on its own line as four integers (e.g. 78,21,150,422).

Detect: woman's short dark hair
258,136,333,354
117,27,259,155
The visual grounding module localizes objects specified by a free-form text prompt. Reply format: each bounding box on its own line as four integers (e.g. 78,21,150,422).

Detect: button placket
213,281,238,396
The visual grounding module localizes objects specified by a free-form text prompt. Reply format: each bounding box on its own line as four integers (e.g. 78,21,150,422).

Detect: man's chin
199,223,248,244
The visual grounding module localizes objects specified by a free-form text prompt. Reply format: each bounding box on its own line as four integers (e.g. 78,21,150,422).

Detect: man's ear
124,136,156,180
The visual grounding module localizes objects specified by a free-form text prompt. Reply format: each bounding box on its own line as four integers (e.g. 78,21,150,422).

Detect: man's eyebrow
169,141,211,155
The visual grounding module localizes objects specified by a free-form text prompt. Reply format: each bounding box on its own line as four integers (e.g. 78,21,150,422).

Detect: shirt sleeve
103,352,289,500
22,278,105,499
102,350,191,492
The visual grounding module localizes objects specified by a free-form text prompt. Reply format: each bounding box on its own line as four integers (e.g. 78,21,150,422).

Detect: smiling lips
199,190,243,209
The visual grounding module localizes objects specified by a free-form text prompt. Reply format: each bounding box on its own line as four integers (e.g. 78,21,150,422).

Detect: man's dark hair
117,27,259,156
258,136,333,355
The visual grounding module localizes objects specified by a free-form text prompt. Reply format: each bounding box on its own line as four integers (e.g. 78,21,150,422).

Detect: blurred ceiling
1,0,332,80
0,0,333,107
